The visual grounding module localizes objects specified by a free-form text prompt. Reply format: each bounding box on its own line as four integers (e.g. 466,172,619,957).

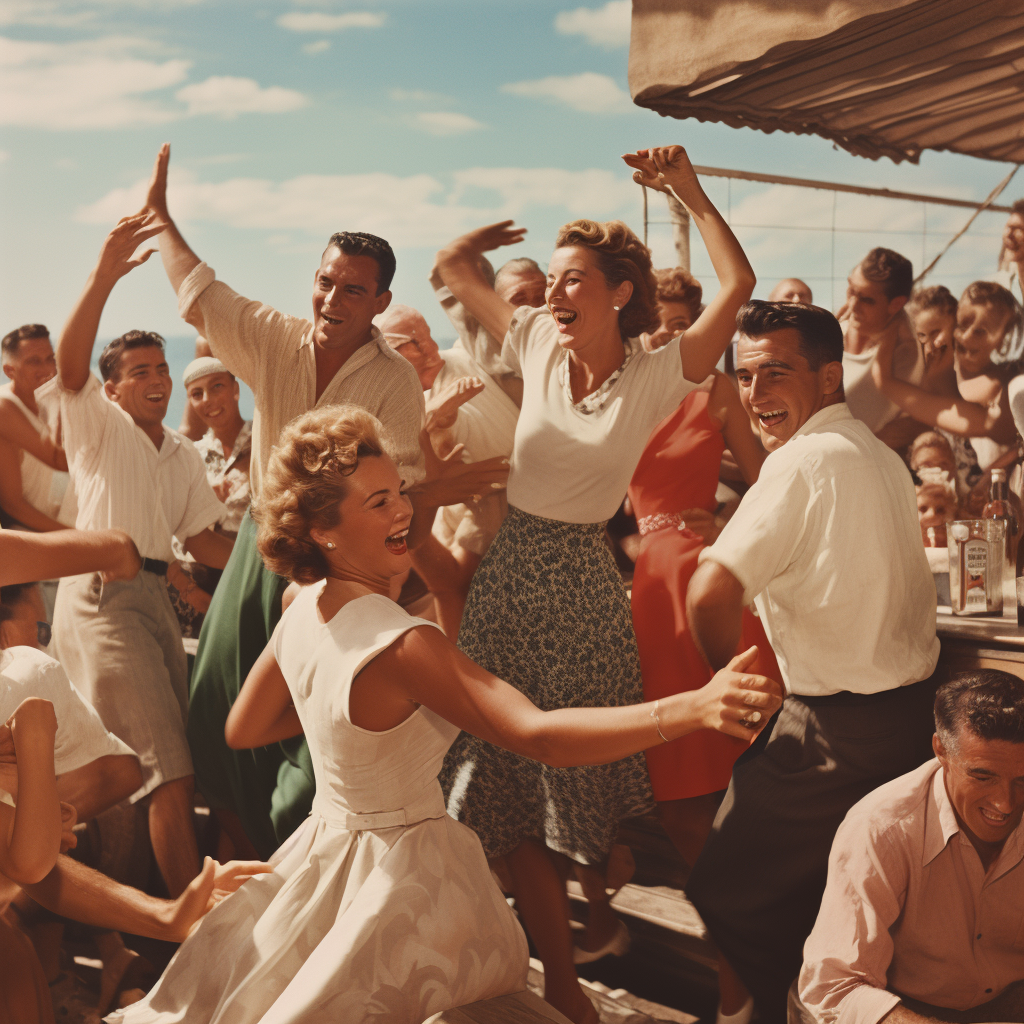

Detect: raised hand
425,376,485,433
414,427,509,508
141,142,171,220
95,211,168,284
622,146,701,205
696,646,783,741
453,220,527,256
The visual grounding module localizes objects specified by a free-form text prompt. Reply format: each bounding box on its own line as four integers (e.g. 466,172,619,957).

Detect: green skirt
187,511,314,858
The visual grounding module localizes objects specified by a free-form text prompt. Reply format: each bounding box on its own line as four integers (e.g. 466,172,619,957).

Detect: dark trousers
686,673,943,1024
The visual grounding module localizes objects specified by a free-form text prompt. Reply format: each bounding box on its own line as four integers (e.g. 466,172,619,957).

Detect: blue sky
1,0,1017,364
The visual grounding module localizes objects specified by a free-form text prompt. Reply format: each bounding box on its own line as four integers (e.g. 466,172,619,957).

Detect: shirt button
977,933,982,939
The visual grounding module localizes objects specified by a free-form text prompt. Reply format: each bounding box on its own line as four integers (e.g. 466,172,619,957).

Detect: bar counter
936,576,1024,678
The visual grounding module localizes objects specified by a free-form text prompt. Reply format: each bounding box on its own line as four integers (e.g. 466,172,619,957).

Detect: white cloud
176,76,307,118
0,35,189,128
276,11,385,32
390,87,451,104
76,164,640,249
554,0,630,49
0,0,202,27
302,39,331,54
501,72,632,114
0,36,309,129
414,111,484,137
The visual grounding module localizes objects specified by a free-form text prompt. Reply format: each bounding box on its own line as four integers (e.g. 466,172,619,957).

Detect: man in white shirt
0,324,70,533
137,144,427,859
840,248,924,447
49,212,231,899
684,300,941,1024
799,669,1024,1024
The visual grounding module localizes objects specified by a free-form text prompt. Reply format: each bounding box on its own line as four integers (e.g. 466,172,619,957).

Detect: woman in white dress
107,404,781,1024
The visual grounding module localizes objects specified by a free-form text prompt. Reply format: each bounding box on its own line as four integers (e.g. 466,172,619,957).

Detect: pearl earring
326,542,335,549
613,305,621,311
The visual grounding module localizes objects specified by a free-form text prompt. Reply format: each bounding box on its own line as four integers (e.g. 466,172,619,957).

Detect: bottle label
964,540,988,611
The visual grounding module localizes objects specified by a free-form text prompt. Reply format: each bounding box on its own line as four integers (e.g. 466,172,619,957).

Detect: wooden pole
666,193,691,271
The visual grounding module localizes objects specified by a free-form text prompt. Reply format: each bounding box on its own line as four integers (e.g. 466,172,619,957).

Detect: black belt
141,557,169,576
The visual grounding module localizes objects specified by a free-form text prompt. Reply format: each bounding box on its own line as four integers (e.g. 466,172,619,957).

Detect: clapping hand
425,376,485,433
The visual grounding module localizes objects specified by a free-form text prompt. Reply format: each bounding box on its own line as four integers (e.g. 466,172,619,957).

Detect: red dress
628,390,780,802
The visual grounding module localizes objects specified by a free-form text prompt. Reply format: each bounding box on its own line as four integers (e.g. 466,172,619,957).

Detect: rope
914,164,1020,286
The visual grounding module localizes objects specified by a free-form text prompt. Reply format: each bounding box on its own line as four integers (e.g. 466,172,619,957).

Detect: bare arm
225,644,302,750
0,402,67,471
434,222,528,344
707,373,765,486
624,146,756,382
0,528,141,586
0,440,65,531
871,332,1015,442
686,559,746,671
57,212,166,393
20,853,271,942
139,143,205,332
183,527,234,569
878,1006,945,1024
360,628,781,767
408,532,480,640
0,700,61,885
56,754,142,823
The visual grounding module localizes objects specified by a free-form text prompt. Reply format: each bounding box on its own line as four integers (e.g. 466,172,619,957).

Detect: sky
1,0,1018,376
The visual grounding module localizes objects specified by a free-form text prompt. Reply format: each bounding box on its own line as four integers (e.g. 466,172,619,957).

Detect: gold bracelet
650,699,669,743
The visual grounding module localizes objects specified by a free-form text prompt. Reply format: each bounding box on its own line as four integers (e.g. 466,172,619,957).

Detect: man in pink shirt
799,669,1024,1024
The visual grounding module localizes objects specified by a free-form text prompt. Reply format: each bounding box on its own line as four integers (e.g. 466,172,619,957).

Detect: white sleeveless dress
107,587,529,1024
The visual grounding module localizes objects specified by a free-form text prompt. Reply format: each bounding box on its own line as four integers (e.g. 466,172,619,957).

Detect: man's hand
444,221,527,259
98,530,143,583
425,376,485,433
140,142,171,221
163,856,273,941
675,508,722,546
59,801,78,854
693,646,784,741
94,212,168,287
622,146,701,205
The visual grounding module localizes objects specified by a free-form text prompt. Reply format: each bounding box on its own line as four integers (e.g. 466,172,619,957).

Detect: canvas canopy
629,0,1024,164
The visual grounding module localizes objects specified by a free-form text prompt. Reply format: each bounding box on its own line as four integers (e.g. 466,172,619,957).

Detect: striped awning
628,0,1024,164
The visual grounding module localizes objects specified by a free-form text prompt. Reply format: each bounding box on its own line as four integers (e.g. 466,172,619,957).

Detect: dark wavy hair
554,219,659,337
736,300,844,370
98,330,166,383
859,247,913,300
934,669,1024,752
654,267,703,324
324,231,396,295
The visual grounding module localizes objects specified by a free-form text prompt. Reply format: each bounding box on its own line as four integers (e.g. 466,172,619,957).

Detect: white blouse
501,306,694,523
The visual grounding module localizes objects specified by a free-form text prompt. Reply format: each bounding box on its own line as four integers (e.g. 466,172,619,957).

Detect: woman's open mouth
551,307,577,330
384,528,409,555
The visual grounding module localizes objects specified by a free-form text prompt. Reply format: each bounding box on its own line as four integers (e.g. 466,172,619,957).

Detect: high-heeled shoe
571,919,630,964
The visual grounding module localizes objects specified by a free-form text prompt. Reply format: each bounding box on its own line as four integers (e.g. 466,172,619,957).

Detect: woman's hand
622,146,701,205
676,508,721,546
442,221,527,259
425,376,485,433
691,646,784,741
412,428,509,509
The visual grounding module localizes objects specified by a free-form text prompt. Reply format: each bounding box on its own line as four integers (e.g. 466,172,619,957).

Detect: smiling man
46,212,232,901
684,300,942,1024
800,670,1024,1024
139,143,425,859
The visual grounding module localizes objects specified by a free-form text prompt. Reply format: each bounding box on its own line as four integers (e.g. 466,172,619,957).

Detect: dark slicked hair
859,247,913,300
935,669,1024,752
324,231,396,295
98,330,166,383
736,300,844,370
909,284,958,319
2,324,49,360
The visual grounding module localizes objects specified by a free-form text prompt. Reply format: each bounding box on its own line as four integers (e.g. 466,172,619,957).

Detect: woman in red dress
629,268,779,1023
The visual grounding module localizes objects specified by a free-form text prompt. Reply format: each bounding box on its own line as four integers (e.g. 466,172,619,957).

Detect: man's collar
924,762,962,867
789,402,854,441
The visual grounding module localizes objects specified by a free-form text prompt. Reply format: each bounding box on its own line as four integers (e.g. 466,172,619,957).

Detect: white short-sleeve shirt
700,403,939,696
0,646,136,774
43,374,225,562
503,306,695,523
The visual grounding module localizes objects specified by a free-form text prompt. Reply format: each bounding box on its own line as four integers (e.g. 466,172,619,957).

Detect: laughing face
311,249,392,352
187,371,240,431
734,328,842,451
935,730,1024,852
311,453,413,584
104,345,172,431
545,245,631,352
954,300,1011,377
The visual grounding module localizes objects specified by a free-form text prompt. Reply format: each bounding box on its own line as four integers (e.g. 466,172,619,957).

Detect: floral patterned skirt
440,505,654,866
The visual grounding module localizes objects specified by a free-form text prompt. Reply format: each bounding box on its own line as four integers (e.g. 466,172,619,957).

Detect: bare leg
658,794,751,1016
505,839,598,1024
148,776,200,898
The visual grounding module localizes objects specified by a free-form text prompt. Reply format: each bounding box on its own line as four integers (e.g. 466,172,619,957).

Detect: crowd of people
0,141,1022,1024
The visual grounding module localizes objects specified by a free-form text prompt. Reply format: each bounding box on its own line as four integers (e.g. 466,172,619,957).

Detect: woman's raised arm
623,146,755,382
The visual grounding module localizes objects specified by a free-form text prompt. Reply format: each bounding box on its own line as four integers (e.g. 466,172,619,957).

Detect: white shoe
716,996,754,1024
571,920,630,964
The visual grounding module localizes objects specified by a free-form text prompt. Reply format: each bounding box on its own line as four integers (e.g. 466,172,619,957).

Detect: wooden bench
424,989,572,1023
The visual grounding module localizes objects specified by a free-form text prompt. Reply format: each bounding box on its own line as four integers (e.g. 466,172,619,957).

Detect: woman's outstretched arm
357,627,783,767
623,146,755,383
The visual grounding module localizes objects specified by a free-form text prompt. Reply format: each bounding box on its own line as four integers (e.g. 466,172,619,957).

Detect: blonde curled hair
554,219,659,337
253,405,395,584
